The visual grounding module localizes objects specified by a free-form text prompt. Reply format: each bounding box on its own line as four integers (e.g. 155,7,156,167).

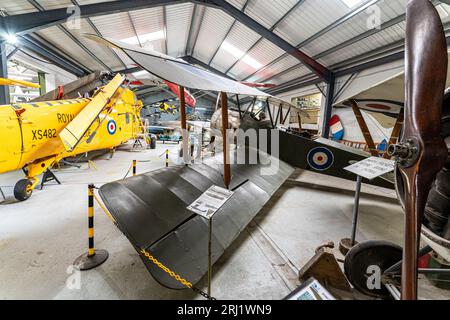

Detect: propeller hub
387,138,420,168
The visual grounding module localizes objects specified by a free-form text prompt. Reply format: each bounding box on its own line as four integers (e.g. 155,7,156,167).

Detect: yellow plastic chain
140,249,193,289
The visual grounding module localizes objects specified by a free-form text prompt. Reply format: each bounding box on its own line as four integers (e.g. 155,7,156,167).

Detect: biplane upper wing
59,73,125,151
86,35,309,118
86,34,269,97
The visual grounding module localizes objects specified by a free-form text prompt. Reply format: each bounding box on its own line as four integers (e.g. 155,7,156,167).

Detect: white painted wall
12,50,77,94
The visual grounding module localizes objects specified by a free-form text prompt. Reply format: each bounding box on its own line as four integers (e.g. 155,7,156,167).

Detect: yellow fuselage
0,88,142,175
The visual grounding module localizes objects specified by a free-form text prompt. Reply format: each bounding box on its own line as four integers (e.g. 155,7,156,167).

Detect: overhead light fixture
132,70,150,78
5,34,18,44
221,41,262,69
121,30,165,46
341,0,362,8
242,55,263,70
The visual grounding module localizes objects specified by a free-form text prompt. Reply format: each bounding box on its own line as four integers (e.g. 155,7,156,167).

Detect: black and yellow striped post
74,184,109,271
166,150,169,168
132,160,137,176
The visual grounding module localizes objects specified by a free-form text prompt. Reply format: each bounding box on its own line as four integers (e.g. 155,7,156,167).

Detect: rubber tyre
344,240,402,299
14,179,33,201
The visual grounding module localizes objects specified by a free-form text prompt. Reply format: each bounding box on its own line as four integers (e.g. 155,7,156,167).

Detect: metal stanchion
339,175,362,255
74,184,109,270
132,160,137,176
166,149,169,168
350,175,363,246
207,217,213,296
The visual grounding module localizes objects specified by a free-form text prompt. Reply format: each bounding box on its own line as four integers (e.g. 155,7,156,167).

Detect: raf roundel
107,120,117,135
307,147,334,171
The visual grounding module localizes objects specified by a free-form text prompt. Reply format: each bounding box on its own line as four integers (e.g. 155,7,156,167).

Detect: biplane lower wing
99,149,293,289
270,129,394,188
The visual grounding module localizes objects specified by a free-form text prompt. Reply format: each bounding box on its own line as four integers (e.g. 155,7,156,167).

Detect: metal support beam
163,6,168,55
71,0,127,69
267,75,322,96
243,0,380,82
224,0,306,75
202,0,331,81
186,4,206,56
1,0,190,36
38,71,46,95
333,72,358,104
321,74,335,139
116,66,142,74
7,46,19,60
128,12,143,48
208,0,251,66
19,36,88,77
27,0,112,72
0,42,10,105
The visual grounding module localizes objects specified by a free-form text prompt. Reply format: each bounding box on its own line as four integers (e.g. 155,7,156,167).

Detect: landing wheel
344,240,402,299
14,179,34,201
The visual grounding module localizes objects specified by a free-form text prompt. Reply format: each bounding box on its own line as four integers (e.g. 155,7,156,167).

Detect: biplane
80,31,404,293
0,73,144,201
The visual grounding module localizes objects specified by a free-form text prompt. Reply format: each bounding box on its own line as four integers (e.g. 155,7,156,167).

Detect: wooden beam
282,106,291,125
221,92,231,189
179,86,189,163
297,113,302,130
383,107,404,159
349,100,378,156
266,99,275,129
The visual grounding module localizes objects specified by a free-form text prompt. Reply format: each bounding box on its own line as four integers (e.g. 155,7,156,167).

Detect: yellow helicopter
0,74,144,201
159,102,178,115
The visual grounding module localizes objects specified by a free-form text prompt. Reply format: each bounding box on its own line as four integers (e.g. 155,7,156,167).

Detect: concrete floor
0,142,449,300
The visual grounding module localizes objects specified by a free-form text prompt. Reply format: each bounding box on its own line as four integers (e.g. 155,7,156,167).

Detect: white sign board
344,157,395,180
187,185,234,219
286,278,335,301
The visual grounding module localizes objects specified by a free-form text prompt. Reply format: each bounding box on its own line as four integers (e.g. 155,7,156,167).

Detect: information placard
344,157,395,180
187,185,234,219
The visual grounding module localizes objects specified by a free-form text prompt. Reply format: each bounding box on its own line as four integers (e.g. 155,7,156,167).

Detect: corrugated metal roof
192,7,235,63
273,0,353,47
246,55,299,83
245,0,299,30
3,0,446,93
269,65,309,85
210,21,261,72
166,3,194,57
0,0,37,14
319,22,407,67
62,19,125,70
303,0,408,58
228,38,285,79
36,26,102,71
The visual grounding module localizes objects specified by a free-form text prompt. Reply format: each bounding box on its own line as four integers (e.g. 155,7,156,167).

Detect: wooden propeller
387,0,448,300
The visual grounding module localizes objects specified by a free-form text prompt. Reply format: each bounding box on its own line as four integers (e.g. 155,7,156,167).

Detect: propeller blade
390,0,448,300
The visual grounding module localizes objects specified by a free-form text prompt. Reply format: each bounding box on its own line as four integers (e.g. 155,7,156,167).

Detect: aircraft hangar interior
1,0,450,304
